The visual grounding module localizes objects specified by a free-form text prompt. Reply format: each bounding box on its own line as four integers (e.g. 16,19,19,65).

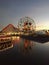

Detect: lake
0,36,49,65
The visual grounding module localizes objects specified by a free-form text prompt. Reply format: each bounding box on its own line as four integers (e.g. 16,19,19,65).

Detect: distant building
35,30,47,35
1,24,18,35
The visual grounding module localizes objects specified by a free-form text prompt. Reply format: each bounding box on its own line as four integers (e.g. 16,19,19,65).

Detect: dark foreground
0,35,49,65
0,41,49,65
0,46,49,65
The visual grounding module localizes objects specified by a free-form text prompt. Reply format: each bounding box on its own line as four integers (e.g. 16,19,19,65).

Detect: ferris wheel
17,16,36,31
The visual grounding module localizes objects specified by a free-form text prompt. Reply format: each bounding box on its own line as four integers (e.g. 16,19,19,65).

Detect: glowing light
12,36,20,41
7,32,12,35
16,36,20,40
12,36,17,40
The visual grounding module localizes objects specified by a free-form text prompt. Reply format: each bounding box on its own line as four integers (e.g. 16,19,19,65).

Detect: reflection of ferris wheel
18,16,36,31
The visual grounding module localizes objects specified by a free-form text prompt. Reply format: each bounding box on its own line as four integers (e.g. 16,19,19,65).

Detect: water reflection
0,37,13,51
0,36,49,65
11,36,35,55
17,39,34,56
12,36,21,44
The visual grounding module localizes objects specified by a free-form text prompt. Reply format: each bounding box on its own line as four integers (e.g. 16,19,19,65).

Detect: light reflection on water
0,36,49,64
11,36,35,55
11,36,49,56
0,36,49,55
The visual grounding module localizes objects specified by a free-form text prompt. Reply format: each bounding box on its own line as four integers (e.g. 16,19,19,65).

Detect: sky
0,0,49,30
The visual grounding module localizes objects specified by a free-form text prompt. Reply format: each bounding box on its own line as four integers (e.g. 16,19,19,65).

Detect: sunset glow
36,26,49,30
0,0,49,31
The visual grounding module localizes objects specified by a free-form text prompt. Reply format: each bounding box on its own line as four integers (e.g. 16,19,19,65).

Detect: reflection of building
0,37,13,51
18,39,33,55
17,17,36,34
